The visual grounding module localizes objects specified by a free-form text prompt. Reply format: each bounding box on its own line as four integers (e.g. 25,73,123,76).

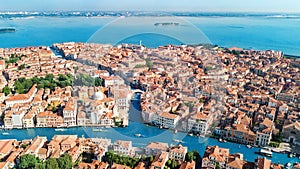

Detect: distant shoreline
1,11,300,19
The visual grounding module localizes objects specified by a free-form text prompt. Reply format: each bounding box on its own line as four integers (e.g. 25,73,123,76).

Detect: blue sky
0,0,300,12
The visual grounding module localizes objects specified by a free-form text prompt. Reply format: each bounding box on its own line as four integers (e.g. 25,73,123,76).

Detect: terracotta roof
179,161,195,169
146,142,168,150
111,163,131,169
115,140,131,149
256,157,271,169
0,140,15,156
134,162,146,169
151,152,169,169
170,144,187,154
193,112,208,120
203,146,229,163
160,112,178,119
227,155,243,169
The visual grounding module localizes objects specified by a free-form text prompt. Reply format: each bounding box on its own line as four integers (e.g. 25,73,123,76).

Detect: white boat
54,128,67,131
174,130,178,134
135,133,142,137
257,148,273,157
173,139,182,143
246,145,252,148
2,132,9,135
188,133,193,136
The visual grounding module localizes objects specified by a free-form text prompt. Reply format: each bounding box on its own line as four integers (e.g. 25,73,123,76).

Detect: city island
0,42,299,169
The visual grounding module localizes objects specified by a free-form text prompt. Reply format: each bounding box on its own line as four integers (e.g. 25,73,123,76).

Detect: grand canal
0,93,299,165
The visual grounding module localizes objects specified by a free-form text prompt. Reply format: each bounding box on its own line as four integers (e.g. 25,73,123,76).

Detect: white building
169,144,188,161
187,112,212,135
63,98,77,127
11,111,26,128
113,140,134,157
103,75,125,87
256,130,272,147
152,112,180,129
145,142,169,156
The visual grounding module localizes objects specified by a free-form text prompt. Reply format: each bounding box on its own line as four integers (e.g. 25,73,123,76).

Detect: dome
93,91,105,100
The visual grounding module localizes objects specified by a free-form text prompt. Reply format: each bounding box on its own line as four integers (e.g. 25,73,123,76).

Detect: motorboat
256,148,273,157
135,133,142,137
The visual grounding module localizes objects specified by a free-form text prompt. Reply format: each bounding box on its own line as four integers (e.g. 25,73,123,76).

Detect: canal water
0,93,299,165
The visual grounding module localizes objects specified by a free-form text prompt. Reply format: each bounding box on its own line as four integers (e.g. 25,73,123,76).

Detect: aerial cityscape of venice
0,0,300,169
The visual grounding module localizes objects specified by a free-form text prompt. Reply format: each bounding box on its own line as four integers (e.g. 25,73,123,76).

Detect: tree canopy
13,73,103,94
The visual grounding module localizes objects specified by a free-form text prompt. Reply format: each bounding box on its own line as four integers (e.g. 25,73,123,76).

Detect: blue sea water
0,16,300,55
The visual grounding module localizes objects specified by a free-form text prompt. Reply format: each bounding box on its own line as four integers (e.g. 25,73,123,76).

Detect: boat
188,133,193,136
134,133,142,137
173,139,182,143
288,153,296,158
174,130,178,134
54,128,67,132
0,27,16,33
219,138,227,143
2,132,9,135
256,148,273,157
105,126,111,128
246,145,252,148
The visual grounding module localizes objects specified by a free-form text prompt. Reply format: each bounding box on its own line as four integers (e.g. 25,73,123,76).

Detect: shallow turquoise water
0,16,300,55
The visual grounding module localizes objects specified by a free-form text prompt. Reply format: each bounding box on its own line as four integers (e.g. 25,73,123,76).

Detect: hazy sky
0,0,300,13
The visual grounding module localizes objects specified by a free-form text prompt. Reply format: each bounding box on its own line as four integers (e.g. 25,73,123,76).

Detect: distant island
154,22,180,26
0,27,16,33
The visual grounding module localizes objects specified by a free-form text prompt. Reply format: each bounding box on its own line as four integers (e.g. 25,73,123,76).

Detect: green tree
14,80,25,94
57,154,72,169
167,160,172,166
185,151,194,162
95,77,103,86
58,74,69,81
45,74,55,82
45,158,59,169
19,154,38,169
23,79,33,92
216,162,220,169
34,163,45,169
149,156,154,163
145,58,153,69
2,86,11,96
18,64,26,70
171,159,178,169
